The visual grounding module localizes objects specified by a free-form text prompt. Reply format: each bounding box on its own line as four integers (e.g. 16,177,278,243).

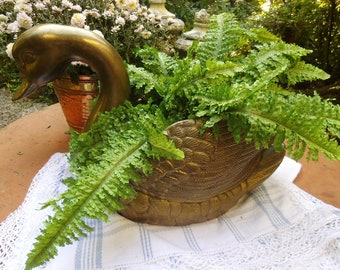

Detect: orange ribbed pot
53,75,99,132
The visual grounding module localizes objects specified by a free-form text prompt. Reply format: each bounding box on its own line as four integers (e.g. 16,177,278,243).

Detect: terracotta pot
53,75,99,132
119,119,285,226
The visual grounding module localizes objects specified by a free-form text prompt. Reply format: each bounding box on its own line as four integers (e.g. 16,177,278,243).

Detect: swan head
11,24,131,131
12,25,73,100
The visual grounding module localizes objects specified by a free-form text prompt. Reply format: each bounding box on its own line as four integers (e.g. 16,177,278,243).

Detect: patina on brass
11,24,285,226
11,24,130,132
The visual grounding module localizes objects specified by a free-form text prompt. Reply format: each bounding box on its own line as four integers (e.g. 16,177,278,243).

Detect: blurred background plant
0,0,177,102
1,0,340,104
140,0,261,30
131,0,340,104
256,0,340,87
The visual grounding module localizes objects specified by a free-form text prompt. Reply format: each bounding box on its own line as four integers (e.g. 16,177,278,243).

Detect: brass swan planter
12,24,285,226
119,119,285,225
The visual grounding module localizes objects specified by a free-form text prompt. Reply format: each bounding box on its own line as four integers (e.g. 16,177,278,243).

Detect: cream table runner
0,153,339,269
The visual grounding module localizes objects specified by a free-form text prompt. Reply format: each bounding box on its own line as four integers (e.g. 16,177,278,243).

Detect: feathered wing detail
119,119,285,226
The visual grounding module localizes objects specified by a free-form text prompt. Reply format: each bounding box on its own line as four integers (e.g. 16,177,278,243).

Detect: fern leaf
148,129,185,160
135,46,178,76
205,59,244,78
196,14,280,64
249,28,280,43
243,41,311,80
25,103,184,269
127,65,160,94
251,42,311,65
286,61,330,85
197,13,243,62
228,91,340,161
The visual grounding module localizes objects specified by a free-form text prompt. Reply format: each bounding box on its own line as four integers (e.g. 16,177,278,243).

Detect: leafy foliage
0,0,176,102
26,12,340,269
257,0,340,83
197,17,337,159
128,13,338,161
155,0,262,29
196,13,279,63
25,103,183,269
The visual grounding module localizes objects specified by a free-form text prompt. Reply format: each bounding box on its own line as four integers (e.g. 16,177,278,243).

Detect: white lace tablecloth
0,153,339,270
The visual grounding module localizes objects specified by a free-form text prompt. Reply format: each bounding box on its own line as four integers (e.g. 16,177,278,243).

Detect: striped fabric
38,156,340,270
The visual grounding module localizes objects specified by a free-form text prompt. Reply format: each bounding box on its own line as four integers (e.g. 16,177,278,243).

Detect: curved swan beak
12,80,39,101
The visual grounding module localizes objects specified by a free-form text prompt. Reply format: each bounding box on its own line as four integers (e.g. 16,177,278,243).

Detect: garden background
1,0,339,109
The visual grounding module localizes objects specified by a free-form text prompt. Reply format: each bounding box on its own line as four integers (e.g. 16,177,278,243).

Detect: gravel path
0,87,48,129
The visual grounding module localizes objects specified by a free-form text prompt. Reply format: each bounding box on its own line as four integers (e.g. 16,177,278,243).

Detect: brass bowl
119,119,285,226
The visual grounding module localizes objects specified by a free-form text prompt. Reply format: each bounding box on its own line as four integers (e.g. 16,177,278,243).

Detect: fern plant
25,13,340,269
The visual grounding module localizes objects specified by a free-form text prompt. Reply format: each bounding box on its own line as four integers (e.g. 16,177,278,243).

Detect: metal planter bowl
119,119,285,226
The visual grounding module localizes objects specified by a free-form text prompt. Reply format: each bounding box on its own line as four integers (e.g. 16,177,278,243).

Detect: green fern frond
249,28,280,43
127,65,161,95
197,13,247,62
228,91,340,161
205,59,244,79
197,14,280,64
249,42,312,65
286,61,330,85
243,42,311,80
25,103,184,269
135,46,178,76
148,129,185,160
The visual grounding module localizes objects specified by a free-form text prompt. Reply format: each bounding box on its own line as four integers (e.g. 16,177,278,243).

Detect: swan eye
21,51,37,65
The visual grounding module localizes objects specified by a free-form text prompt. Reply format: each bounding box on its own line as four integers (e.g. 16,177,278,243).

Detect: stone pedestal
149,0,184,34
149,0,175,18
176,9,210,52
